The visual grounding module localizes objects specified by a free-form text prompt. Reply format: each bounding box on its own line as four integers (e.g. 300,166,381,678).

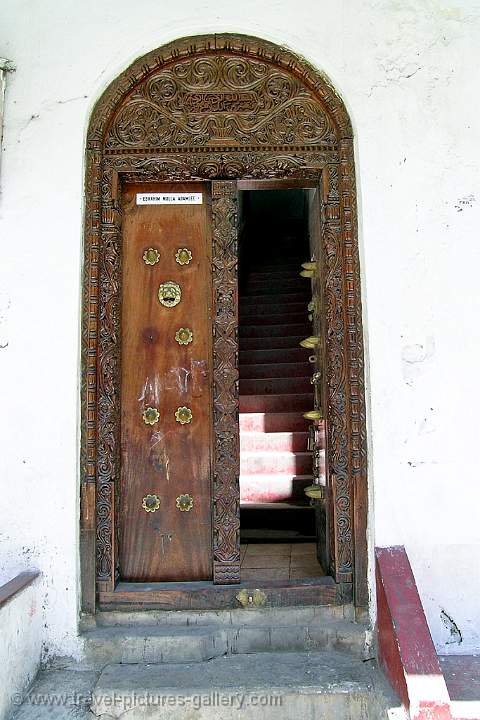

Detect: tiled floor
240,542,324,582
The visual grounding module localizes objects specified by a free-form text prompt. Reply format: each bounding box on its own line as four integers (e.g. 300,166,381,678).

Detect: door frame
80,33,368,613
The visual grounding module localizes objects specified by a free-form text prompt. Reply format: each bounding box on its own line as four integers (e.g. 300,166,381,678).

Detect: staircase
239,258,317,511
18,606,401,720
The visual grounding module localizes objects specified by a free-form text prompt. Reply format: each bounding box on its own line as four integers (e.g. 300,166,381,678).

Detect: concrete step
239,348,311,365
79,620,368,671
240,451,313,475
240,473,314,502
90,651,399,719
240,301,307,317
240,362,311,379
239,412,311,433
239,336,306,351
239,393,312,413
239,377,312,396
240,431,309,453
240,292,309,306
239,323,311,338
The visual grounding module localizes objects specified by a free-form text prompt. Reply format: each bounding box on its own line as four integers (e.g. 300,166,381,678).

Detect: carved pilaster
211,180,240,584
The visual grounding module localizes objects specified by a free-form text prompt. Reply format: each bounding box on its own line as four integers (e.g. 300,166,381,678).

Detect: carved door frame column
80,34,368,613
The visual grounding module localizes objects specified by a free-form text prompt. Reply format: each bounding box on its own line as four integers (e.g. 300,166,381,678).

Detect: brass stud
303,409,323,421
143,407,160,425
176,493,194,512
143,247,160,265
300,270,314,278
302,261,317,271
175,406,192,424
158,281,181,308
300,336,320,349
142,494,161,512
175,327,193,345
304,484,325,500
236,588,267,608
175,248,193,265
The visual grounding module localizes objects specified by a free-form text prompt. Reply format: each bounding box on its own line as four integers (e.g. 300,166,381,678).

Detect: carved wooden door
118,180,240,583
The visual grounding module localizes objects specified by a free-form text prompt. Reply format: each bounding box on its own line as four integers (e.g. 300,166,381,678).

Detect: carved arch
80,33,368,609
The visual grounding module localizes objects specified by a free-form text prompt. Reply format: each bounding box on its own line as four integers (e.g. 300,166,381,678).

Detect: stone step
80,620,368,671
90,651,399,719
88,603,353,629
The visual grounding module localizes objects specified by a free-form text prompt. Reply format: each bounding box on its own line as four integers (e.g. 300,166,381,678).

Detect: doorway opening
238,188,325,583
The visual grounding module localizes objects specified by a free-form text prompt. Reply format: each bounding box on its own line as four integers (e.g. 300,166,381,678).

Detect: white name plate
136,192,203,205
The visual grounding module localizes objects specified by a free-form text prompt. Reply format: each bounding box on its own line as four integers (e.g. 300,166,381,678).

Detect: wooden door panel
119,182,212,582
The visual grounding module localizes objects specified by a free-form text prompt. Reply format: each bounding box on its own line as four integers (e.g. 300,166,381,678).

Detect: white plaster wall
0,0,479,657
0,580,43,720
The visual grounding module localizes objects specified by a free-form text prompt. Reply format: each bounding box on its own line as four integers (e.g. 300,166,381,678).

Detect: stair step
240,336,307,351
239,312,307,325
240,377,312,396
240,432,309,452
90,651,397,719
240,323,311,338
240,473,313,502
81,621,366,671
240,393,313,413
90,604,353,629
239,348,311,365
239,412,311,433
240,362,311,379
247,269,304,281
240,451,314,475
240,292,310,305
240,301,307,317
245,280,308,294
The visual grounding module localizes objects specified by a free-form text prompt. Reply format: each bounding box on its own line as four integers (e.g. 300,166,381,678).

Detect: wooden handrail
0,571,40,610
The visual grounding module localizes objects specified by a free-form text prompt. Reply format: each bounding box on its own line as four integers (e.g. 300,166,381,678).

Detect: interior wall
0,1,479,657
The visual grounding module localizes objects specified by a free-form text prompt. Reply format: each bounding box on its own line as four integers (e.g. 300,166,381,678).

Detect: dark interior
238,189,317,546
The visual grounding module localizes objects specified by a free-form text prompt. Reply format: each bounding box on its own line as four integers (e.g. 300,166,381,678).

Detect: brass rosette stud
176,493,194,512
142,494,161,512
175,406,193,424
143,247,160,265
175,248,193,266
143,407,160,425
175,327,193,346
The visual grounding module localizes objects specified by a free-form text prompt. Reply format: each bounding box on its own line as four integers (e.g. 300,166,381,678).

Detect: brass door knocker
158,281,181,308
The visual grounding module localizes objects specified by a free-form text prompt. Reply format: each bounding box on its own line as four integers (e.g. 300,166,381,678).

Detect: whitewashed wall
0,578,43,720
0,0,479,658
